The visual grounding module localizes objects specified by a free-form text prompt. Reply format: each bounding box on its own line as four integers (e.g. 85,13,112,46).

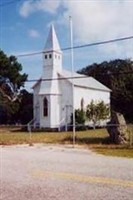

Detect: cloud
28,29,40,38
19,0,61,17
19,1,133,41
61,1,133,61
19,0,34,17
61,1,133,42
19,0,133,61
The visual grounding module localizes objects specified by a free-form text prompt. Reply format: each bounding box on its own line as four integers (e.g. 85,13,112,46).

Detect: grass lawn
0,127,108,145
0,126,133,158
93,148,133,158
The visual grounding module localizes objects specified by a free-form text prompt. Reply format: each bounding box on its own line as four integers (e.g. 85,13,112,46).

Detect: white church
32,25,111,130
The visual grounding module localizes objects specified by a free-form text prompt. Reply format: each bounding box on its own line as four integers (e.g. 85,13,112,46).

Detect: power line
16,35,133,58
25,71,133,83
63,36,133,51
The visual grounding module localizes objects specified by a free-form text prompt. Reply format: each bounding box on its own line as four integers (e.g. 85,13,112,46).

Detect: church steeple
43,24,62,72
44,24,61,52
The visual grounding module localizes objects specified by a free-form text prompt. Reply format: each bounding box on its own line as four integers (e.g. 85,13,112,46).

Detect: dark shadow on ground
62,136,110,145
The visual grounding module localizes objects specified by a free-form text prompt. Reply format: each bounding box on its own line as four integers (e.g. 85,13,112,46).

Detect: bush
71,109,86,131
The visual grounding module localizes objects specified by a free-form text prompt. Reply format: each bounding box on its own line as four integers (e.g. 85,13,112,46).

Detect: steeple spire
43,24,62,73
44,24,61,52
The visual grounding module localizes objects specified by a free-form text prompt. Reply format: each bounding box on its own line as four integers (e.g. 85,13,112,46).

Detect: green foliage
0,50,29,124
86,100,110,128
16,89,33,124
71,109,86,131
75,109,86,124
78,59,133,122
0,50,27,89
71,101,109,130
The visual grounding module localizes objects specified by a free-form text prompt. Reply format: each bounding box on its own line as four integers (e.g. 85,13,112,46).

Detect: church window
45,55,47,59
43,97,48,117
49,54,52,59
55,54,57,59
58,55,60,59
81,98,84,110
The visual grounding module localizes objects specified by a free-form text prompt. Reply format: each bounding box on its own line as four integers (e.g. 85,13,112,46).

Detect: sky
0,0,133,91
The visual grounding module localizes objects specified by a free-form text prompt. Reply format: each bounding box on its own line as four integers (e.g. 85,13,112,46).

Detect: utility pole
69,16,76,147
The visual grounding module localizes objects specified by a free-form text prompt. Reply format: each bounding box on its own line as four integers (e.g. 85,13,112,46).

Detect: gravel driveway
1,144,133,200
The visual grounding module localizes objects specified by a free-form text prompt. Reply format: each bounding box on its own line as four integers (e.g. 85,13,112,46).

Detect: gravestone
107,112,128,144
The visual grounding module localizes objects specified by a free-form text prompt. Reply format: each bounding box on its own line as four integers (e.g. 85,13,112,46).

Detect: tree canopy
78,59,133,122
0,50,27,89
86,100,110,128
16,89,33,124
0,50,33,124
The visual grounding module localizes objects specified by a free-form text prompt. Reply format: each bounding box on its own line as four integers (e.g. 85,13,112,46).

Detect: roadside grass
0,127,108,145
93,148,133,158
0,126,133,158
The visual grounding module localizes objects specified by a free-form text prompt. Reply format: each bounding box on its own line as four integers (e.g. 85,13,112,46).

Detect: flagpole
69,16,76,147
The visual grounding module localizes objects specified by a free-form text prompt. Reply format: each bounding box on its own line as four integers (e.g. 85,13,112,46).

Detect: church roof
59,69,111,92
32,69,111,92
44,24,61,52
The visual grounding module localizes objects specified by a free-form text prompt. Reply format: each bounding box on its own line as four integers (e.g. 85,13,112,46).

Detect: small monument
107,112,128,144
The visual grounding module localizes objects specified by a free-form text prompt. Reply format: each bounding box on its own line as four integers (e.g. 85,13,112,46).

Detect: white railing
58,118,65,132
27,118,36,132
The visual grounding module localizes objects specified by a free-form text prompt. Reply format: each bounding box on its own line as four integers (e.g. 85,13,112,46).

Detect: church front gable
59,78,73,126
33,82,41,126
39,94,61,129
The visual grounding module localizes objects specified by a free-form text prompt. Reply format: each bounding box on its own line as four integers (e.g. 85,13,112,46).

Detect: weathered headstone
107,112,128,144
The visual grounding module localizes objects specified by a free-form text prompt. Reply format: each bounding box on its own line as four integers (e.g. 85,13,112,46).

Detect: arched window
81,98,84,110
43,97,48,117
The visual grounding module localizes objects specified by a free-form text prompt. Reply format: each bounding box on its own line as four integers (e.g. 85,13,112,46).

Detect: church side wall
74,86,110,126
74,86,110,109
